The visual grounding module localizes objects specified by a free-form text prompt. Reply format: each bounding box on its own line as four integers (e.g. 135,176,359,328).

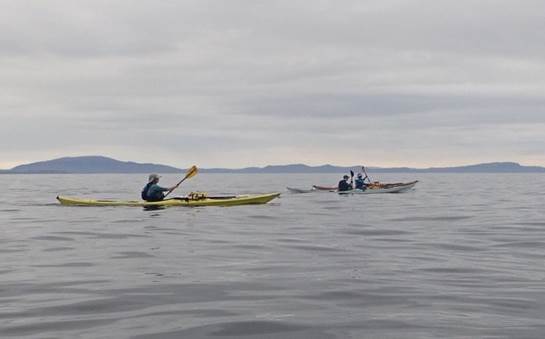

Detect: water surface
1,173,544,338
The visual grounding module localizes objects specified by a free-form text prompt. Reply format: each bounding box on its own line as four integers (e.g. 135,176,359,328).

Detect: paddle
164,165,198,198
362,166,371,183
350,170,354,188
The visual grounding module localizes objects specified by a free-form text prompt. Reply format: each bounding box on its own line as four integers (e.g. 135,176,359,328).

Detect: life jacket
141,182,153,200
355,178,365,189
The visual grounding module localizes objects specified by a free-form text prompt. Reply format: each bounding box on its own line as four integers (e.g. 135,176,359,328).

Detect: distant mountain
205,162,545,173
203,164,354,173
412,162,545,173
9,156,181,174
2,156,545,174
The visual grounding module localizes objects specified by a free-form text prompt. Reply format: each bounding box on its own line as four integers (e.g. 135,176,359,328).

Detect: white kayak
286,187,315,194
338,181,418,194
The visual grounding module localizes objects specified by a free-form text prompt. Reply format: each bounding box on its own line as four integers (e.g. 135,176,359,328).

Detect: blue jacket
355,178,367,189
142,183,169,201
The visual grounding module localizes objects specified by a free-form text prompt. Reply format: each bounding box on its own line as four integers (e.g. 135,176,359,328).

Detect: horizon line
2,155,545,172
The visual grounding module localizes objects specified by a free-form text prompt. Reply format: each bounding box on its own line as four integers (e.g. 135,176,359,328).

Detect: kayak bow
286,187,315,194
312,185,337,191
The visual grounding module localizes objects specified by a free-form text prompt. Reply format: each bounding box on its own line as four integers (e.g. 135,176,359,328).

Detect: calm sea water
1,173,544,338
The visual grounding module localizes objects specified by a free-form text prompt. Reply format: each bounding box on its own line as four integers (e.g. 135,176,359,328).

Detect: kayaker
141,174,179,201
354,173,368,190
338,175,353,192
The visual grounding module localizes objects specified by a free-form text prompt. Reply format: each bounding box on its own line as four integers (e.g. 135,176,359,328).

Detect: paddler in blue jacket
354,173,368,190
338,175,353,192
141,174,179,201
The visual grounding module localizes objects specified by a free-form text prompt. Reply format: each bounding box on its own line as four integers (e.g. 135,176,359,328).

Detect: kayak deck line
56,193,281,207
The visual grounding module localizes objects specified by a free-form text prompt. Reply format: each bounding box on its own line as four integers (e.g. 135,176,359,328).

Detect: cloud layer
1,0,544,168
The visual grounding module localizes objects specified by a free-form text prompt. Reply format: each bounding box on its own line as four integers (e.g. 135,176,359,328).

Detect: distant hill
410,162,545,173
365,162,545,173
2,156,545,173
9,156,181,174
203,164,352,173
212,162,545,173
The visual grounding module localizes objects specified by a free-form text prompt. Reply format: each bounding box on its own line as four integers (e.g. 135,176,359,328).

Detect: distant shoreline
2,171,544,175
2,156,545,174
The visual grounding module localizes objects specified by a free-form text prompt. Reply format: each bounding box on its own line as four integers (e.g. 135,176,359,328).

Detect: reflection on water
0,173,545,338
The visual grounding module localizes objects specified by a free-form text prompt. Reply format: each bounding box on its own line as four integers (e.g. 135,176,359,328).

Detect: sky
1,0,544,169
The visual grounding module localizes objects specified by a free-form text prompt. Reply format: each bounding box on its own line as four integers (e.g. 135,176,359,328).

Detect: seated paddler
338,175,353,192
354,173,368,190
141,174,179,201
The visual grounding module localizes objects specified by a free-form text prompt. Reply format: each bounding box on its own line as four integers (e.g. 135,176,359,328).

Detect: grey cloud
1,0,544,168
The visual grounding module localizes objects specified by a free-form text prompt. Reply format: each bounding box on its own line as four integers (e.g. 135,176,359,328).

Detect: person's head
343,175,349,180
357,173,363,179
148,173,161,184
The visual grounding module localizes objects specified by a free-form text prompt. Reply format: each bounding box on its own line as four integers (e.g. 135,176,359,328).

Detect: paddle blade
184,165,199,180
362,165,371,183
350,170,354,177
164,165,199,198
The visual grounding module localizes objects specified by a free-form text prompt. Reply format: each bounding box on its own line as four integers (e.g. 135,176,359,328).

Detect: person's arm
157,185,171,192
164,184,179,192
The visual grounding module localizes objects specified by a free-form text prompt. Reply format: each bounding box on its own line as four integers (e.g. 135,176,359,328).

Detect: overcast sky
1,0,544,169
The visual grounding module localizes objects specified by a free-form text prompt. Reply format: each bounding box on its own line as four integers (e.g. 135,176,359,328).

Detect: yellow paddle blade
184,165,198,180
